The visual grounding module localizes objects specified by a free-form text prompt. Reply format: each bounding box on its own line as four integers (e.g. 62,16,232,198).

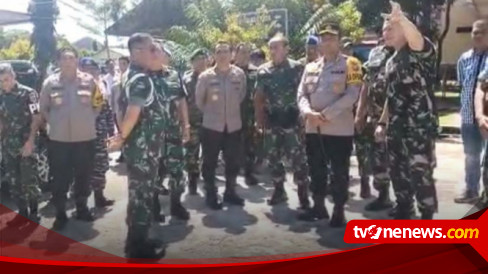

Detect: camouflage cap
190,48,208,61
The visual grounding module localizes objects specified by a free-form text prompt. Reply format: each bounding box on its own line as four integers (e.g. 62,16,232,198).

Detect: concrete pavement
0,138,480,259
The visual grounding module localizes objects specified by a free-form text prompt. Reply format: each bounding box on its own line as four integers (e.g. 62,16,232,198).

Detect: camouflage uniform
256,59,309,205
0,83,40,215
385,38,438,218
477,69,488,208
155,68,187,195
90,100,114,192
359,46,393,202
237,64,258,181
120,64,168,252
182,70,202,178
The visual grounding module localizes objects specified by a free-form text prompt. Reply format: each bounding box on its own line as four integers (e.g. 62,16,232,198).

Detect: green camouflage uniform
121,64,169,229
182,70,202,177
0,83,40,210
357,46,393,193
476,68,488,208
385,38,438,216
154,68,187,195
237,64,258,174
256,59,308,187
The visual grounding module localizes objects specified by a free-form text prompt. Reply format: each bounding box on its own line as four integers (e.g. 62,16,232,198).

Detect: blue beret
79,57,98,68
306,35,319,46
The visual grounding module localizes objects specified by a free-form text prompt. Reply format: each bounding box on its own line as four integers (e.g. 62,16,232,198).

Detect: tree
356,0,448,38
166,1,272,69
0,38,34,60
300,0,365,41
74,0,130,58
29,0,58,90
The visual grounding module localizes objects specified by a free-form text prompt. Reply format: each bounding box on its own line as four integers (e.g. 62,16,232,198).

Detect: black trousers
305,134,353,206
48,140,95,215
201,128,242,191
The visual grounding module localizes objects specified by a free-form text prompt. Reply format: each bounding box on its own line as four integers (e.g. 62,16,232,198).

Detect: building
441,0,488,65
92,47,130,62
0,10,30,26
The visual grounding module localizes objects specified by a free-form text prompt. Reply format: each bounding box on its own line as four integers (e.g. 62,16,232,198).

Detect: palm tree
29,0,58,90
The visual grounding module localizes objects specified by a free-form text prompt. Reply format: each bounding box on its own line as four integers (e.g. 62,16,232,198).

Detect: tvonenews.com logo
353,225,479,240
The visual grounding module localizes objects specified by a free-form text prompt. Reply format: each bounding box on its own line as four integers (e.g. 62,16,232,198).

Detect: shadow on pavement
152,222,194,245
0,220,39,247
236,183,273,204
315,225,366,250
201,206,258,235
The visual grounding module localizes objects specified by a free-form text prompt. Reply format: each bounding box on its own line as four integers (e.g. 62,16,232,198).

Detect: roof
105,0,187,36
0,10,31,26
92,47,130,60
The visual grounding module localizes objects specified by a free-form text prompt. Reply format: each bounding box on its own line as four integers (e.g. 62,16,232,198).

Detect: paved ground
0,137,482,259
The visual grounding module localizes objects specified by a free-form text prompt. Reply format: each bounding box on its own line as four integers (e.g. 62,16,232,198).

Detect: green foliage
300,0,364,41
0,38,34,60
166,1,272,68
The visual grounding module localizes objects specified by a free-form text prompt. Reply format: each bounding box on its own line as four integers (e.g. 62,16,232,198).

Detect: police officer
234,43,259,186
297,24,363,227
0,63,41,225
40,48,103,231
355,42,394,211
254,34,310,209
109,33,166,258
299,35,320,66
375,2,438,220
152,43,190,221
196,41,247,210
80,58,115,208
183,49,208,195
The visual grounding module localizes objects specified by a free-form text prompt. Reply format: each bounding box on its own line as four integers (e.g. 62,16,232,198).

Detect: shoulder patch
346,57,363,85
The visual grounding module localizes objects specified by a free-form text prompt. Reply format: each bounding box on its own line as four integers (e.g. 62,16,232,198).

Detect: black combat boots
297,195,329,222
205,179,223,210
360,176,372,199
297,183,311,210
244,166,258,186
223,178,245,206
152,192,165,223
94,190,115,208
28,198,40,222
268,181,288,206
74,198,94,222
329,205,347,228
365,185,394,211
125,225,165,259
170,191,190,220
188,173,199,196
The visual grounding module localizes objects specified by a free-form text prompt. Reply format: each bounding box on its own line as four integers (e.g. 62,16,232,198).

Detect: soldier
0,63,41,226
40,48,103,231
250,49,266,68
299,35,320,66
109,33,166,258
113,56,130,163
183,49,208,195
355,42,395,211
297,24,362,227
196,41,247,210
375,2,438,220
80,58,115,208
254,34,310,209
151,43,190,221
234,43,259,186
476,60,488,209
